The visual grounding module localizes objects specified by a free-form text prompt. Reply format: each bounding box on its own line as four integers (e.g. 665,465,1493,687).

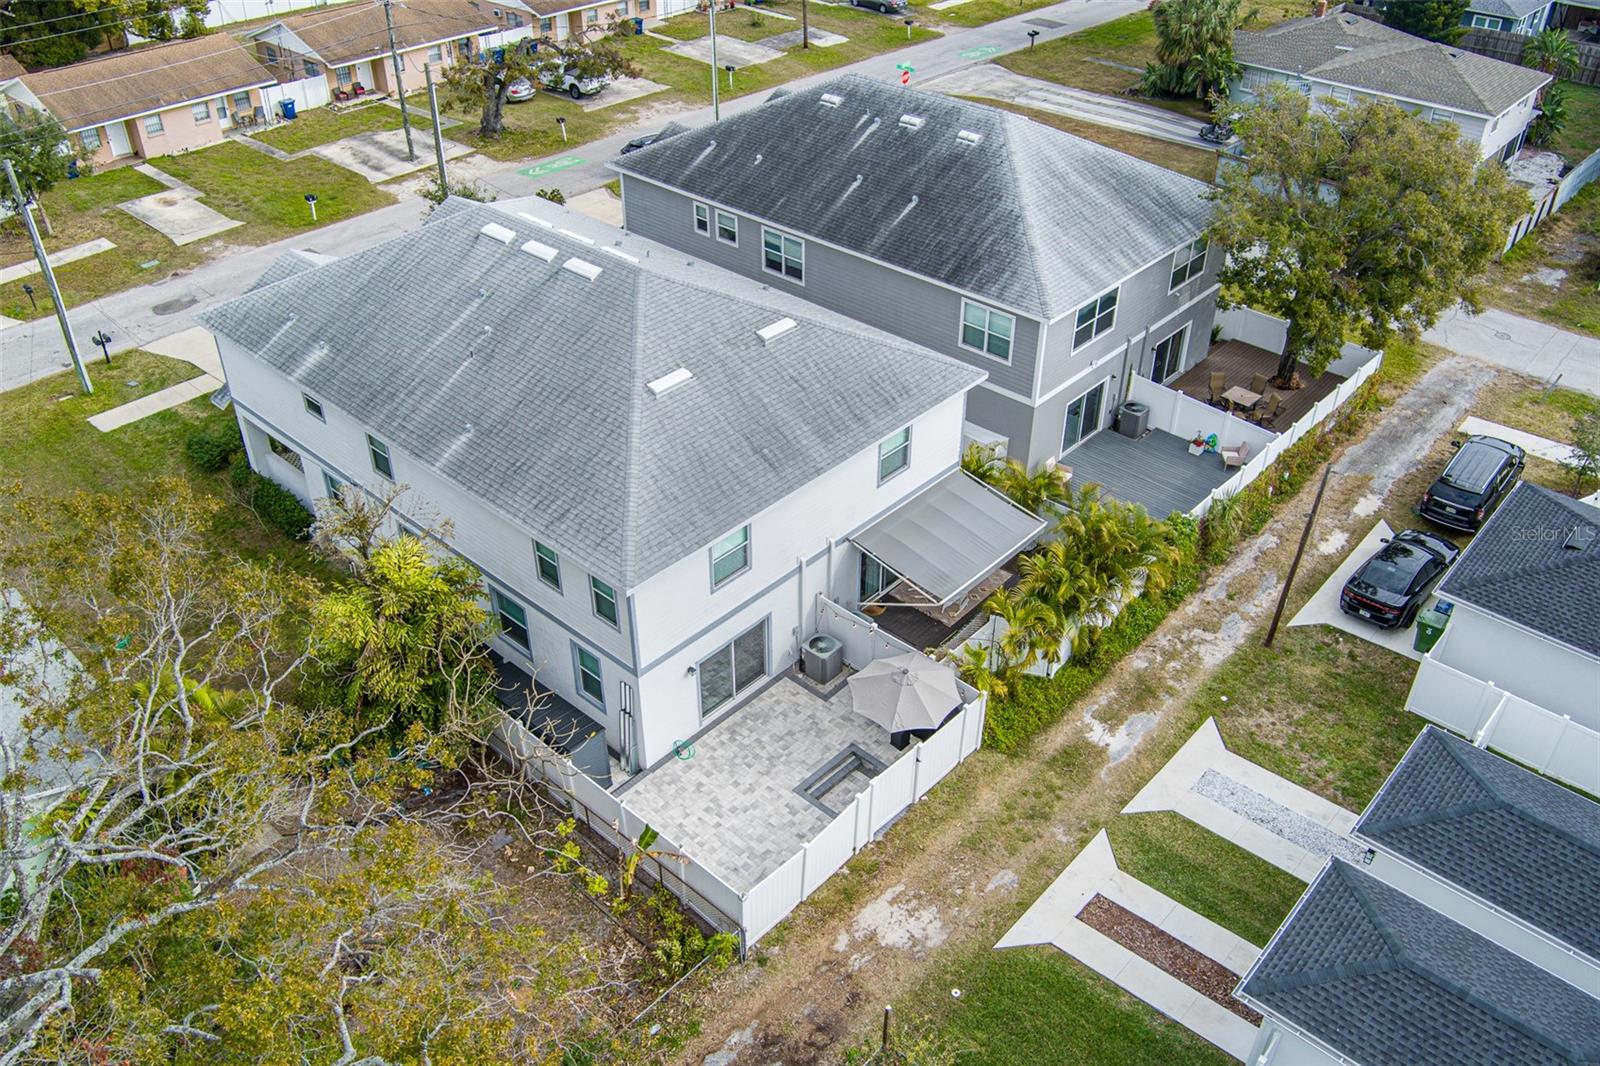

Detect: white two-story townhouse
609,74,1222,474
198,196,1043,782
1232,9,1553,163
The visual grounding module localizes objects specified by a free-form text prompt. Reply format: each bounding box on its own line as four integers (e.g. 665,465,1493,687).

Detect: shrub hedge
184,421,244,472
227,452,313,540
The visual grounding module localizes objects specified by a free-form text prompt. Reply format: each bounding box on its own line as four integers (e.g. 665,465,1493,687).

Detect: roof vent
956,129,983,145
898,113,925,130
756,317,797,345
562,257,603,281
479,222,516,245
647,367,693,396
1564,525,1597,552
1334,44,1353,51
519,238,558,262
557,227,595,245
601,245,639,264
516,212,555,229
820,92,844,108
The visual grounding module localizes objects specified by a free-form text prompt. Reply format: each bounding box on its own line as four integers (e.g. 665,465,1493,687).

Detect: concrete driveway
119,191,243,246
665,35,785,68
311,128,475,182
1289,520,1433,663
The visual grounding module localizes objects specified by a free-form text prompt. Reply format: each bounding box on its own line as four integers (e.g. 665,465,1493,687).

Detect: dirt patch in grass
1077,894,1262,1024
972,97,1218,182
1483,181,1600,338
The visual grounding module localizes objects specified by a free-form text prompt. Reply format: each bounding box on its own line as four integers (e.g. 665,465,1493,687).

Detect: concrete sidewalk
1424,304,1600,398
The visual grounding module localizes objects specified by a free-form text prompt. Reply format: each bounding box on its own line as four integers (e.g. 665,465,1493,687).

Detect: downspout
795,554,805,657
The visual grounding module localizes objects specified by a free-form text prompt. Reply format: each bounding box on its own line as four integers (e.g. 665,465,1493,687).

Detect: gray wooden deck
1065,429,1232,518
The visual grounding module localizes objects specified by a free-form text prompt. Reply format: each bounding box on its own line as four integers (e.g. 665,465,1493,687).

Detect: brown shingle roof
267,0,496,65
0,53,25,81
19,35,273,131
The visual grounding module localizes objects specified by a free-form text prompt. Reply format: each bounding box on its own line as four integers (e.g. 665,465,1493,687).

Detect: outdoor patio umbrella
847,652,962,734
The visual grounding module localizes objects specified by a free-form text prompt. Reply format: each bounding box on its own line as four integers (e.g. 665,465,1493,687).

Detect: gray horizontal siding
622,175,1039,398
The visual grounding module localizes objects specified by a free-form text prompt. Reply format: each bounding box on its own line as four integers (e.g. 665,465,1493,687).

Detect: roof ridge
997,113,1071,318
618,267,651,589
1434,731,1600,859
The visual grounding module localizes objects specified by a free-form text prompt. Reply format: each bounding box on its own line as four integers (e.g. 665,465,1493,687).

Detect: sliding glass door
697,619,768,718
1150,325,1188,383
1062,380,1107,452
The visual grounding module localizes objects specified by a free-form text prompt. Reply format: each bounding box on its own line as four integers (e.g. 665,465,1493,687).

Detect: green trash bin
1413,608,1447,653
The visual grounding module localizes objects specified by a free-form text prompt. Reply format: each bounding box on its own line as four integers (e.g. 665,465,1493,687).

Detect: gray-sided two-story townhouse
608,73,1221,473
197,196,1051,781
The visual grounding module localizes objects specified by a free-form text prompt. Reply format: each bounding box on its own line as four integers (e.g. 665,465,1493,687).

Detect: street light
1027,28,1039,47
91,330,113,365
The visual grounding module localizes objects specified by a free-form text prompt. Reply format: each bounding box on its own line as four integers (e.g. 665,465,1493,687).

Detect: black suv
1339,529,1461,629
1418,434,1525,532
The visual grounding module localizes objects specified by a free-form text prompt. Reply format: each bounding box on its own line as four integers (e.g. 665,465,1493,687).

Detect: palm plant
991,457,1072,517
939,642,1012,701
1523,29,1579,78
984,587,1056,674
1143,0,1244,99
1018,540,1111,657
1528,81,1570,147
961,441,1002,483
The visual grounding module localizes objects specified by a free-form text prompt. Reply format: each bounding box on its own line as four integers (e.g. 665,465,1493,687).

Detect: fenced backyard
1504,145,1600,252
489,596,987,954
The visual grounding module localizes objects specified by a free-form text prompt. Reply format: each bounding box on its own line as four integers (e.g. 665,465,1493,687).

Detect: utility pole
424,62,448,190
709,0,720,121
802,0,809,48
1264,463,1332,648
383,0,417,161
4,160,91,395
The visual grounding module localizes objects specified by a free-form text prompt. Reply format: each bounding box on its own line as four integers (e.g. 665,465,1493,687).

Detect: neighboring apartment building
0,34,273,164
197,196,1044,774
1405,482,1600,792
1462,0,1553,32
1231,9,1552,161
1238,726,1600,1065
507,0,666,41
609,74,1220,472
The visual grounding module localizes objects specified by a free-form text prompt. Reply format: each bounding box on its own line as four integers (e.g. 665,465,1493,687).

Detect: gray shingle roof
1352,726,1600,958
1468,0,1552,18
1234,13,1551,116
245,249,338,294
199,198,983,588
1438,482,1600,657
1240,860,1600,1066
609,74,1213,320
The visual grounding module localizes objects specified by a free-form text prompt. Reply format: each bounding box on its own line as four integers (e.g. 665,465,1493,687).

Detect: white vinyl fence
491,597,986,953
1406,654,1600,794
1504,146,1600,254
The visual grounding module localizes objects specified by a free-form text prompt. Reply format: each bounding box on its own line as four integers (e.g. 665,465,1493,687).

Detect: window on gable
303,393,325,421
710,526,750,589
1072,287,1118,349
367,434,393,480
762,228,804,283
693,201,709,234
714,209,737,244
960,300,1014,362
877,427,911,483
534,541,562,590
590,576,619,627
1169,237,1208,291
492,588,530,649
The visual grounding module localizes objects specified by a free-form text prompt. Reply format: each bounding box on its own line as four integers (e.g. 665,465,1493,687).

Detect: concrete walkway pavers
665,35,784,68
998,831,1260,1060
1123,719,1359,882
86,325,224,432
143,324,223,377
1290,520,1429,663
311,129,475,182
565,187,624,227
576,76,670,111
121,164,243,247
0,238,118,286
1458,415,1579,466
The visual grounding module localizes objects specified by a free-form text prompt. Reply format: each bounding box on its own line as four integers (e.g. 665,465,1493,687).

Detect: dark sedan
1339,529,1461,629
1418,434,1525,532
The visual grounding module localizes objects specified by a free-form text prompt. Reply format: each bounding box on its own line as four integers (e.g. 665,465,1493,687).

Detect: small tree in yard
0,110,90,238
1141,0,1243,101
1208,84,1529,386
1565,409,1600,497
1379,0,1468,44
446,33,638,139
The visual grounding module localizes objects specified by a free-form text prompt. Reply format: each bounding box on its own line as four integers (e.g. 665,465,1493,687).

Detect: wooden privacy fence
1458,28,1600,86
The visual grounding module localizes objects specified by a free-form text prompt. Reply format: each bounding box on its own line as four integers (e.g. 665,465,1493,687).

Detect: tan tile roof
270,0,497,65
19,35,273,131
0,53,25,81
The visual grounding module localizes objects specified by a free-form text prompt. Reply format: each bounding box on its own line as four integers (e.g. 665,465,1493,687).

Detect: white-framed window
428,44,443,62
1329,85,1351,104
337,65,354,86
303,393,325,421
1430,107,1459,126
509,12,524,25
143,113,165,135
534,540,561,590
263,42,279,62
1469,13,1498,28
693,201,709,235
540,17,553,31
79,127,101,151
639,0,650,10
192,100,211,122
322,471,344,498
877,426,911,483
710,526,750,589
762,228,804,283
1072,287,1117,349
585,7,598,22
574,644,604,706
367,434,393,480
491,588,530,649
714,209,737,244
1062,379,1108,451
959,300,1015,362
1169,237,1208,291
1149,324,1188,383
697,618,766,718
590,576,619,627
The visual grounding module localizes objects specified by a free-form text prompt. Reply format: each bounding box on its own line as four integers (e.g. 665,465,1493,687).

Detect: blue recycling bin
280,98,297,120
632,16,644,32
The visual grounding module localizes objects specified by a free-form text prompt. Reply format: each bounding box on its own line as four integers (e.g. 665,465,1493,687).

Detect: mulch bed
1077,893,1262,1025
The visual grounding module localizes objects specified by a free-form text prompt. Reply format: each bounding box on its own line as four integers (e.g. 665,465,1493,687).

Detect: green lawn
996,12,1210,121
1483,180,1600,338
913,946,1235,1065
1551,79,1600,164
438,89,622,162
155,142,396,235
254,101,434,154
1107,812,1305,947
974,97,1218,182
0,350,324,572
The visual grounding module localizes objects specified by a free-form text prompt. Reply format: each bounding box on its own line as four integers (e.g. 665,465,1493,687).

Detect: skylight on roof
957,129,983,145
562,257,603,281
479,222,516,245
898,114,925,131
519,239,558,262
646,367,693,397
756,318,797,345
820,92,844,108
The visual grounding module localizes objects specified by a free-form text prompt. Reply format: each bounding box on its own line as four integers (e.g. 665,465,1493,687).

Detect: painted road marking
958,44,1002,60
518,155,585,179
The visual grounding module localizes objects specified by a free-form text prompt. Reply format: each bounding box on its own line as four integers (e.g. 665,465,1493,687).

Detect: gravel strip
1077,894,1262,1024
1192,769,1365,865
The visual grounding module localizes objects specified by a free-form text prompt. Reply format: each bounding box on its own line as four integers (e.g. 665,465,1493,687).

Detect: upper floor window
878,426,911,483
693,201,709,235
762,228,804,283
491,588,530,649
1169,237,1208,291
303,393,325,421
960,300,1014,362
715,209,738,244
1072,287,1118,349
710,526,750,589
534,540,562,590
590,576,619,627
367,434,393,480
575,645,604,706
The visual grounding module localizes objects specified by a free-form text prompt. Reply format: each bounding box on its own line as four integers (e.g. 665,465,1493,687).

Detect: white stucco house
1404,482,1600,793
1231,8,1553,162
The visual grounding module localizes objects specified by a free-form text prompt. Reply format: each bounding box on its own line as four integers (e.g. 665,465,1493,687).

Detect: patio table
1223,385,1261,409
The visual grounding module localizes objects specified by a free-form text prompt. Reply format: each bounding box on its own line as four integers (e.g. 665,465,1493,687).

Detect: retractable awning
851,471,1047,608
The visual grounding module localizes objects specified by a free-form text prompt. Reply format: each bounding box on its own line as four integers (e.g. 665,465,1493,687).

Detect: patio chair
1252,391,1282,428
1208,370,1226,405
1221,440,1251,468
1249,372,1270,396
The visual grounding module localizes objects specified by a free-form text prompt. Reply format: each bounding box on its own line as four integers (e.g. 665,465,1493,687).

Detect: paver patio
1290,520,1430,663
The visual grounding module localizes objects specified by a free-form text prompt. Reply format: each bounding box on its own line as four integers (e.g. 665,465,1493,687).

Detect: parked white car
539,64,610,99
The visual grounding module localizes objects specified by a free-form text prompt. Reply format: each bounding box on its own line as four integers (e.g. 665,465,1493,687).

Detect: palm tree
992,458,1072,518
940,642,1010,701
1523,29,1579,78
